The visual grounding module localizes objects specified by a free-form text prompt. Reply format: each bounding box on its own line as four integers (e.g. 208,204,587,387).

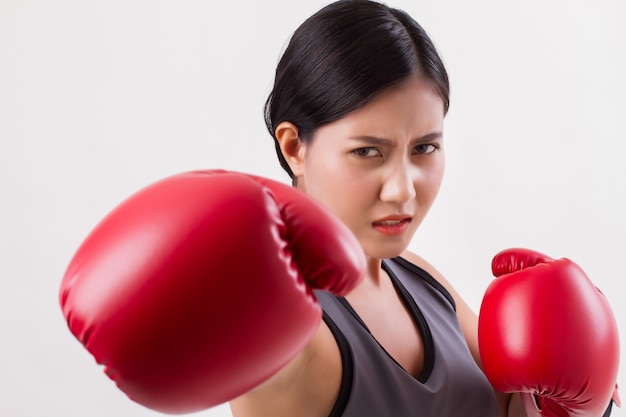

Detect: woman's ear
275,121,305,177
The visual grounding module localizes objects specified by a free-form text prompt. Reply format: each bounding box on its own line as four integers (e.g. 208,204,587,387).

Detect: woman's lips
372,216,412,236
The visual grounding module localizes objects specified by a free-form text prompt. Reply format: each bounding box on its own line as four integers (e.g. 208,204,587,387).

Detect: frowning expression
294,76,446,259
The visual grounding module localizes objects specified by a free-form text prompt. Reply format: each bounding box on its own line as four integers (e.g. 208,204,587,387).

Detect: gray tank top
314,256,500,417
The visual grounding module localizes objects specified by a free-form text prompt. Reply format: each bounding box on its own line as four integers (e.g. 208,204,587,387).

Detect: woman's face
296,76,446,260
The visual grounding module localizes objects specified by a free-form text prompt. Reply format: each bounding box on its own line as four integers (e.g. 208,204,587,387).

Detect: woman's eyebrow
349,132,443,145
414,132,443,143
348,136,394,146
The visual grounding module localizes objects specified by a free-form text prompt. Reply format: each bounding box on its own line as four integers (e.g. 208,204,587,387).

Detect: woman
232,1,511,416
230,1,620,416
59,1,618,416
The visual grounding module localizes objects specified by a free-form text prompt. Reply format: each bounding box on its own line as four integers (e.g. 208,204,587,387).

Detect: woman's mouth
372,216,412,236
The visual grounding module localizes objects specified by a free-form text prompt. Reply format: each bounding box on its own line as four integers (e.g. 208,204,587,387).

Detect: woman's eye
413,144,439,155
352,147,381,157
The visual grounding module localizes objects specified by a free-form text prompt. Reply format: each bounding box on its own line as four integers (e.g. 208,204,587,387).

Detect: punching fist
478,248,620,417
59,170,365,414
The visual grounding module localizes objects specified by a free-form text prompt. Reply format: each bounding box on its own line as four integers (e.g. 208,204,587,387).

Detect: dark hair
264,0,450,181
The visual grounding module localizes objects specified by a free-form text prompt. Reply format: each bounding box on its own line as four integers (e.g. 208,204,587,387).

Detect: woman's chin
362,240,410,261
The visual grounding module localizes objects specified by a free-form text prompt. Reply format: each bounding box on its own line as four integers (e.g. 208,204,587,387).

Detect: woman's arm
230,320,343,417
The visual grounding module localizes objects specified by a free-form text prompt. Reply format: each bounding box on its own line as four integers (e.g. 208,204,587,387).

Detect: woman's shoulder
398,250,455,293
398,250,477,319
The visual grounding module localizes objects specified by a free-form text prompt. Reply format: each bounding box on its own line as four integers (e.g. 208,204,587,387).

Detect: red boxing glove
59,170,365,414
478,248,620,417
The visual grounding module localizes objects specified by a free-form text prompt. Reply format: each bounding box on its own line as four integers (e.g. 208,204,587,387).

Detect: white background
1,0,624,416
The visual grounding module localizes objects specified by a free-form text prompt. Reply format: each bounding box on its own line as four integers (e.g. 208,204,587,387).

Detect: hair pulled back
264,0,450,180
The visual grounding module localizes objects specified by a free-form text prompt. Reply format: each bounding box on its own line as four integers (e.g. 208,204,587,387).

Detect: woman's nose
379,163,416,204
